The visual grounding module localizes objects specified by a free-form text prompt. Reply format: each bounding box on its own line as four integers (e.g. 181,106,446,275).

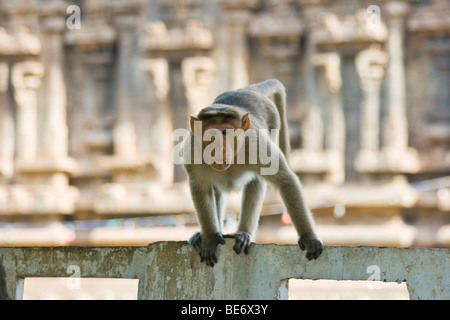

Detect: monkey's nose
211,162,231,171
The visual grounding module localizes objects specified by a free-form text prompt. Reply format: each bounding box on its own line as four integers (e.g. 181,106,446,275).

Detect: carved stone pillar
287,3,335,183
217,0,258,90
0,8,43,176
354,45,388,171
314,53,344,152
12,61,44,163
140,19,214,182
161,0,202,27
314,52,345,183
80,60,115,155
0,1,79,215
39,1,71,162
384,1,409,150
407,0,450,171
381,1,419,172
64,0,116,156
0,63,13,178
110,2,141,157
169,59,190,182
141,58,170,102
248,0,303,117
141,58,174,185
302,5,324,153
182,56,216,116
12,0,81,215
357,46,387,151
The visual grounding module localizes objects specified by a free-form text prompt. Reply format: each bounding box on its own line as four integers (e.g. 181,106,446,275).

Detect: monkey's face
190,112,250,171
203,124,238,171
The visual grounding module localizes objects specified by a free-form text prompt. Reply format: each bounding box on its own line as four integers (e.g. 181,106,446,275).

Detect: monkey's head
190,105,250,171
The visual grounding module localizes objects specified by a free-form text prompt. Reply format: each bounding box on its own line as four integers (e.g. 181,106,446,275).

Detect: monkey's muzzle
211,161,231,171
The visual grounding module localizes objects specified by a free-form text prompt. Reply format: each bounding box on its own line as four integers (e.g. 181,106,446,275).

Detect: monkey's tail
245,79,290,160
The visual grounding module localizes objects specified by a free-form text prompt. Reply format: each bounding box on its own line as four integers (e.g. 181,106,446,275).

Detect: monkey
183,79,322,267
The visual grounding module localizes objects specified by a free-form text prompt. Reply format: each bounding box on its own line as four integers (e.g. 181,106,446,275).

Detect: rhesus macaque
183,79,322,266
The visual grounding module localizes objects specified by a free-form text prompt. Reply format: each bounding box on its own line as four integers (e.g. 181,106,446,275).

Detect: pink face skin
204,124,236,171
190,112,250,171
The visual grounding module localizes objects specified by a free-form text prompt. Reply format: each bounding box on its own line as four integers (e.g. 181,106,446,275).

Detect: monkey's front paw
298,235,323,260
223,232,252,255
190,232,225,267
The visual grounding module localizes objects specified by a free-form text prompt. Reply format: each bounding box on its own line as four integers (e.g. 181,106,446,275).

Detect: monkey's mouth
211,162,231,171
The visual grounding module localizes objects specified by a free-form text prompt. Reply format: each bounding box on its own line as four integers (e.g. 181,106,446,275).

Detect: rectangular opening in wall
23,278,139,300
288,279,409,300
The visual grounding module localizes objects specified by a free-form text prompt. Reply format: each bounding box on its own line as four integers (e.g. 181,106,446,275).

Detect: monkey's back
212,90,280,132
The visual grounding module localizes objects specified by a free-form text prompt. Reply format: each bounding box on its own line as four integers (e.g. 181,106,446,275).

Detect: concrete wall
0,241,448,300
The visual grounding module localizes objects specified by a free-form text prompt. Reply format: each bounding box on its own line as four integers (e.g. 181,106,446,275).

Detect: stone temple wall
0,0,448,230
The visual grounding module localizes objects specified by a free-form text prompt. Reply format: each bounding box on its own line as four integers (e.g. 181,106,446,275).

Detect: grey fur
184,79,322,266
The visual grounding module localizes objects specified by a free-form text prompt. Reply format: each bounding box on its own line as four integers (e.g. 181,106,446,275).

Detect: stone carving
313,9,388,43
0,0,81,216
39,2,72,163
408,0,450,33
217,0,257,90
354,45,387,171
382,1,419,173
314,52,345,183
12,61,44,162
141,58,170,102
355,44,387,90
249,0,303,59
140,20,213,51
182,56,216,115
249,0,302,86
0,27,41,56
0,63,7,93
0,63,13,178
0,0,446,227
140,16,215,183
64,5,115,47
160,0,202,25
110,0,143,158
64,1,117,156
314,52,342,93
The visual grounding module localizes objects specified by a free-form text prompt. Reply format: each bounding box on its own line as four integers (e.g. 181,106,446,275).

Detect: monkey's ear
190,116,198,132
242,113,250,132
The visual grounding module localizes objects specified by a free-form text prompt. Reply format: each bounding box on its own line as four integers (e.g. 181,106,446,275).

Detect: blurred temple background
0,0,449,250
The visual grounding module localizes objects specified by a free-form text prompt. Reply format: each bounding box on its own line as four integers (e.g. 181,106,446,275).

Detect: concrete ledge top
1,242,449,299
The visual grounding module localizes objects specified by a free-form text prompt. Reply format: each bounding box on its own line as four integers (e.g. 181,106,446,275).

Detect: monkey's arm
214,186,226,232
229,177,266,254
188,178,225,266
263,150,323,260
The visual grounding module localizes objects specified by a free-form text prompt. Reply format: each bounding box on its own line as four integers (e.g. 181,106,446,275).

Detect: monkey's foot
188,232,202,252
189,232,225,267
223,232,252,255
298,235,323,260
